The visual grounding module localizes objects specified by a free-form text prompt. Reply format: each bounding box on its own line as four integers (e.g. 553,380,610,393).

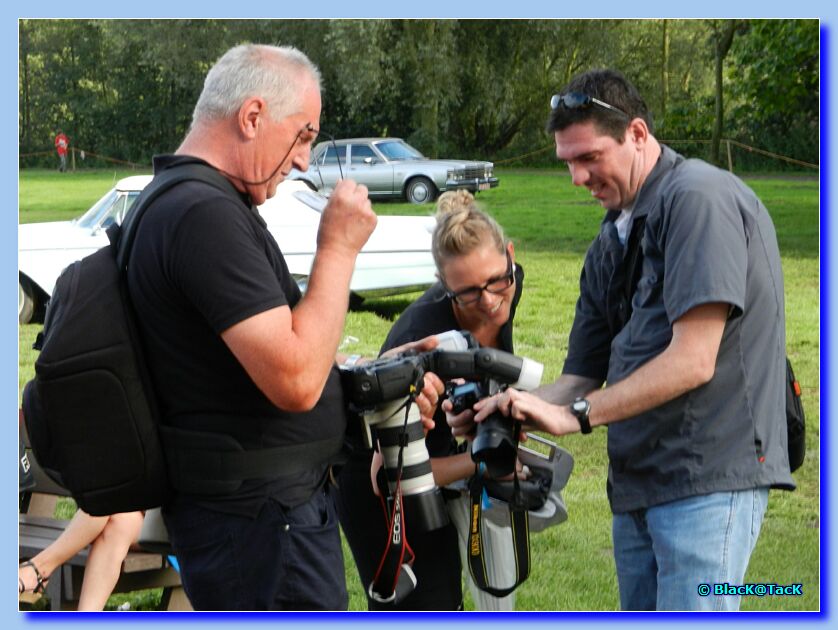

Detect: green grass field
18,167,820,611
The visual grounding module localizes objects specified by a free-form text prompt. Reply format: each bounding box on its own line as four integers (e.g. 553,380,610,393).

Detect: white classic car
18,176,437,324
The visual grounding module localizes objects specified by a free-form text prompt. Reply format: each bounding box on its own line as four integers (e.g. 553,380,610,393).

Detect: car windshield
75,190,140,230
375,140,424,161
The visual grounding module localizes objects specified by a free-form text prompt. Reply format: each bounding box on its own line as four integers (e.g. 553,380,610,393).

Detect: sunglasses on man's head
550,92,629,119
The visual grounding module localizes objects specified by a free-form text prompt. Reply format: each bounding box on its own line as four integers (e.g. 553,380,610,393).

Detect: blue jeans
612,488,769,611
163,489,348,610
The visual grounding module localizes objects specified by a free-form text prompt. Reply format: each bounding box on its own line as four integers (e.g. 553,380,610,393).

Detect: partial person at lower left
19,510,144,611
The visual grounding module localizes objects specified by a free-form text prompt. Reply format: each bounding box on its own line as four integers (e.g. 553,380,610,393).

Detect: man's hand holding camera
485,390,581,436
447,389,583,439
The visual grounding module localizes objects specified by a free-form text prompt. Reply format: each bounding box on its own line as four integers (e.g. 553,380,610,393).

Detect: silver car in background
290,137,499,204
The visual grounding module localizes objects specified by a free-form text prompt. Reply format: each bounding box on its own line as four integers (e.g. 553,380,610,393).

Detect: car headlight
447,170,464,181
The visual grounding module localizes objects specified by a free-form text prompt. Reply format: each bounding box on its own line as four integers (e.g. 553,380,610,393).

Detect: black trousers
164,489,348,610
333,452,463,610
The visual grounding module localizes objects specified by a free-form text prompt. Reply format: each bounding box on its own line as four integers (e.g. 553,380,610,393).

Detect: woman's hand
442,395,477,439
415,371,444,432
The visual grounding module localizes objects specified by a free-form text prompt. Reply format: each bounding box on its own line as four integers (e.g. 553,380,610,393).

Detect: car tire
405,177,437,204
19,279,35,325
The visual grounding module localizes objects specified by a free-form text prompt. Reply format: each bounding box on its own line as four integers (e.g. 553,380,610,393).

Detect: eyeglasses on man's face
550,92,629,119
444,251,515,305
296,122,320,145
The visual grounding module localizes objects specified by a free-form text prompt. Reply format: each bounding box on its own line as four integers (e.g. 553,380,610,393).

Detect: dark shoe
18,560,48,594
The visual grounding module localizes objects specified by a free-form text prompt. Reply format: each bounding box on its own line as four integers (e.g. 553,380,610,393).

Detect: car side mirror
363,157,376,165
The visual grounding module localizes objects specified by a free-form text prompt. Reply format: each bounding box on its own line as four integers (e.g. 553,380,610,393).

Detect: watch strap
571,397,592,434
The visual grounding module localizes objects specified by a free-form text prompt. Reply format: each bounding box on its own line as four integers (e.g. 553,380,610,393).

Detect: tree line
19,19,819,171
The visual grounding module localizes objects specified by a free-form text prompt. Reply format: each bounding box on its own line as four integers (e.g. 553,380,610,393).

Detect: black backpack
785,358,806,472
20,163,232,516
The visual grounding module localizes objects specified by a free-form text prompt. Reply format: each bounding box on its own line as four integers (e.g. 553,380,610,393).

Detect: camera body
447,381,485,415
342,331,543,530
446,376,524,479
342,352,428,411
345,342,541,413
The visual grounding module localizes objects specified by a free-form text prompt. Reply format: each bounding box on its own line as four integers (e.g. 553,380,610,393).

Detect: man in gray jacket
453,68,795,611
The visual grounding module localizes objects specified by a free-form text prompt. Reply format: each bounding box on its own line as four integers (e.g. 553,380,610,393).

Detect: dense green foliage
19,19,818,171
18,169,819,611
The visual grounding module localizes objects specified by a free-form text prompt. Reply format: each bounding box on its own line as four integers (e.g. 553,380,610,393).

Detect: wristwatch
570,397,592,434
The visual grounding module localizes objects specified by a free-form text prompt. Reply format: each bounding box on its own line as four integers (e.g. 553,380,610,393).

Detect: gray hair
192,44,321,127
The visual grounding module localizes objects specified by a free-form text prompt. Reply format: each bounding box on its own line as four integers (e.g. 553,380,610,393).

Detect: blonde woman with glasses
333,190,524,610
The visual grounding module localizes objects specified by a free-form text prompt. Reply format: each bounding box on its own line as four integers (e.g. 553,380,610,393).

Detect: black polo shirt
564,146,795,513
128,155,347,515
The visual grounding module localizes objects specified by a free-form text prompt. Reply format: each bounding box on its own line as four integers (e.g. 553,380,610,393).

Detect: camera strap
466,428,531,597
369,393,419,605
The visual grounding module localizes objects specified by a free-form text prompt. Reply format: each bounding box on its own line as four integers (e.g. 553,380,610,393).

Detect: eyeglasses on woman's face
444,251,514,306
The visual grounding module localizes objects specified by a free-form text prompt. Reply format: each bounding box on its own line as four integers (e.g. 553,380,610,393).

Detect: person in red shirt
54,132,69,172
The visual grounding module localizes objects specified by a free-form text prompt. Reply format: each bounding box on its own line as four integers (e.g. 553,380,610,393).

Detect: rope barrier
492,138,817,170
19,147,147,169
493,144,555,165
21,138,817,171
71,148,146,168
725,139,818,170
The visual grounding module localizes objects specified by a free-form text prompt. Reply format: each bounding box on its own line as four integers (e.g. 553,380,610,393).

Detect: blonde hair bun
432,190,506,269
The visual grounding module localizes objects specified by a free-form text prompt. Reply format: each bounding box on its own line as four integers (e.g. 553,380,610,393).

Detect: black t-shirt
128,155,347,515
379,264,524,457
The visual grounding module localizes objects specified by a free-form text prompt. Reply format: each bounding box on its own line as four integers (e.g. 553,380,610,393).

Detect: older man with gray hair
126,44,440,610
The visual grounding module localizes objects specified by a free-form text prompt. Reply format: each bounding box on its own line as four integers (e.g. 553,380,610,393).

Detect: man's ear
239,96,266,139
627,117,649,149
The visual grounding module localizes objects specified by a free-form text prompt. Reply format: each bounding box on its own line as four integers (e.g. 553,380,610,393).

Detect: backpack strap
622,215,647,311
159,425,344,495
110,162,240,271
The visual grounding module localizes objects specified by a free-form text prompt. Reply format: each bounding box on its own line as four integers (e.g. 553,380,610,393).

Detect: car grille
462,164,491,179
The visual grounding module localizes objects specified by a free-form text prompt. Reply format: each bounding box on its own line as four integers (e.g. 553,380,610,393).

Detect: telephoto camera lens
364,398,449,533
